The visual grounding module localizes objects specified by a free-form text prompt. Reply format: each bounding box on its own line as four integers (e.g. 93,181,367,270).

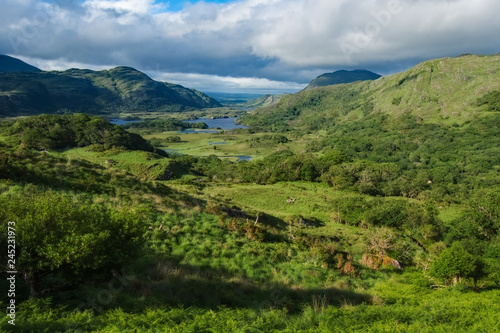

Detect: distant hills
305,69,381,89
244,94,287,108
0,56,221,117
0,54,41,73
243,54,500,131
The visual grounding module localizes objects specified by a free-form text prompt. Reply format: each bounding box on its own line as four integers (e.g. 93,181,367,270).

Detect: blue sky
1,0,499,93
162,0,235,12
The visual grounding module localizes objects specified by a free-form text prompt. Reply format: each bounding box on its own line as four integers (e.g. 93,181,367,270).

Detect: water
209,142,227,145
110,116,247,132
109,118,140,125
184,117,247,131
236,156,252,161
220,155,252,161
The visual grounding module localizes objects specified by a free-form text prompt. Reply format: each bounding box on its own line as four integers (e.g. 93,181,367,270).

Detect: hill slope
243,54,500,131
244,94,287,108
0,62,221,117
305,69,381,89
0,54,41,73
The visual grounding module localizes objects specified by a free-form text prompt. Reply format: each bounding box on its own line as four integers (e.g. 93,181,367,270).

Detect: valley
1,54,500,332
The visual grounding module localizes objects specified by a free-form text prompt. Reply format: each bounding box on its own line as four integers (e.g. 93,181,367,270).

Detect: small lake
219,155,253,161
235,156,252,161
109,119,141,125
184,117,247,131
110,117,248,132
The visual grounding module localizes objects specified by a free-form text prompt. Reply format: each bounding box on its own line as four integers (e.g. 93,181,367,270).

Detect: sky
1,0,499,94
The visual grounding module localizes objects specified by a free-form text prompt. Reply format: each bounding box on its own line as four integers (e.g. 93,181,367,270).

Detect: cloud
1,0,499,92
155,71,306,93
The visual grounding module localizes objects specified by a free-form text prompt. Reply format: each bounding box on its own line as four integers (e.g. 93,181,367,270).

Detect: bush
430,242,485,286
0,192,146,296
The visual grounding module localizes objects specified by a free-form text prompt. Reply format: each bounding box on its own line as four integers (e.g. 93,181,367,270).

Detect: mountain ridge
0,59,221,117
242,54,500,131
305,69,381,89
0,54,41,73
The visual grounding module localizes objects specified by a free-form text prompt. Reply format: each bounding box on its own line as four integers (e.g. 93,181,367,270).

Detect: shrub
0,192,146,296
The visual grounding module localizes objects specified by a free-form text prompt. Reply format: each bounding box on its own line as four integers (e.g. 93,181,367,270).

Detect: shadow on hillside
47,257,371,319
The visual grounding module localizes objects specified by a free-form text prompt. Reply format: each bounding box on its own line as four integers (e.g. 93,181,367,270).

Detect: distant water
220,155,253,161
110,117,247,132
184,117,248,131
109,119,140,125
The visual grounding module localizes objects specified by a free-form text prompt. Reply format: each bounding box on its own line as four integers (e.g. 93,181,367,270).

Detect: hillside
1,56,500,330
0,62,221,117
305,69,381,89
0,54,41,73
244,93,287,108
243,54,500,131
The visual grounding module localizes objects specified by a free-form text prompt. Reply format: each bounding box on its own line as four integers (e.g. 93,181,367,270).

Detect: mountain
243,54,500,131
305,69,381,89
0,60,221,117
0,54,41,73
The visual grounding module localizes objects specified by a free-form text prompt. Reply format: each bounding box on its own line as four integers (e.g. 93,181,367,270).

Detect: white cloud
1,0,499,91
155,71,306,93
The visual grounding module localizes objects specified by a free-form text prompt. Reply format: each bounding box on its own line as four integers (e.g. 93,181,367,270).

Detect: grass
437,204,463,224
58,148,174,180
140,130,309,160
203,182,346,222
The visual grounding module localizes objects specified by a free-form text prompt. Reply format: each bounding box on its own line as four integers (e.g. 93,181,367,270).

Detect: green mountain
0,54,41,73
305,69,381,89
0,63,221,117
244,54,500,131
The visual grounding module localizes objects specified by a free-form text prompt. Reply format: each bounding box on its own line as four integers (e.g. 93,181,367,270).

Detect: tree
430,242,483,286
0,192,146,296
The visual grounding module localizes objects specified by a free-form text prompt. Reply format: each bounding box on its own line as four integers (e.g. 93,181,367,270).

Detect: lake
110,117,248,132
184,117,247,131
109,118,140,125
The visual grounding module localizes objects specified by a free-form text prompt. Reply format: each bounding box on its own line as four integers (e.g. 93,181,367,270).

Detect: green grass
58,147,173,180
204,182,346,222
437,205,463,225
140,130,307,160
4,276,500,332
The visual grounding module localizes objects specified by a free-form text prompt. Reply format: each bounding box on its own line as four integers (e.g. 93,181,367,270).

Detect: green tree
430,242,483,286
0,192,146,296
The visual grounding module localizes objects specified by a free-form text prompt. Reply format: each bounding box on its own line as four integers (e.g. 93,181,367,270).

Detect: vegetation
0,54,499,331
305,69,381,89
476,90,500,111
0,63,221,117
0,192,145,297
2,113,164,154
122,118,208,131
